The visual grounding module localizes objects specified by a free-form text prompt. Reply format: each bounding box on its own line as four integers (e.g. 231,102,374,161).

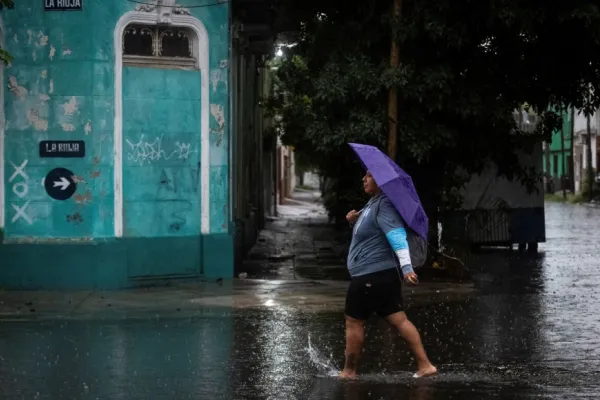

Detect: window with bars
123,24,197,69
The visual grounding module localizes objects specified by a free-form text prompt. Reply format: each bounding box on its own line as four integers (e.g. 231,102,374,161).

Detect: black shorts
344,268,404,321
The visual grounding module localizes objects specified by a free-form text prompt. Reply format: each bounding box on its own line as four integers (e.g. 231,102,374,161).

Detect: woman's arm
376,198,415,276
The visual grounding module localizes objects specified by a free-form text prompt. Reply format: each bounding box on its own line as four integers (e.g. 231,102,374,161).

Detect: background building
542,108,573,193
543,107,600,195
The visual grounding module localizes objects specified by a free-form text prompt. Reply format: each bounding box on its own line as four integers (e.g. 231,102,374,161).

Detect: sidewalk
241,189,351,281
0,278,474,322
0,189,475,322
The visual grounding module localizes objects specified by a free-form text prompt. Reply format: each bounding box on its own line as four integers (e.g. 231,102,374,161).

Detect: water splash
306,334,339,377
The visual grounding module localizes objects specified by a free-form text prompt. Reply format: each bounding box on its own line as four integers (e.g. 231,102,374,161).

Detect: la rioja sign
39,140,85,158
44,0,82,11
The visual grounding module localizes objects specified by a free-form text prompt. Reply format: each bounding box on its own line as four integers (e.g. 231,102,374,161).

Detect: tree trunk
560,108,566,199
586,112,594,201
544,141,551,193
570,107,575,192
387,0,401,158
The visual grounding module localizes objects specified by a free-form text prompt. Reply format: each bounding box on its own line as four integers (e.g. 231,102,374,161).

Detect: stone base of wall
0,234,234,290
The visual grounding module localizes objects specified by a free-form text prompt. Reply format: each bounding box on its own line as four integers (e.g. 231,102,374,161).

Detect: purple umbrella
349,143,429,240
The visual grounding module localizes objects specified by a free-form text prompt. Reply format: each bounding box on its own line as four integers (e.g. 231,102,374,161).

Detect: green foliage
544,193,569,203
0,0,14,65
0,49,12,65
269,0,600,223
0,0,14,10
548,192,587,204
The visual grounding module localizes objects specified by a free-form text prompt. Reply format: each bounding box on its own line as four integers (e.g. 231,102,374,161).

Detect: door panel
122,66,201,276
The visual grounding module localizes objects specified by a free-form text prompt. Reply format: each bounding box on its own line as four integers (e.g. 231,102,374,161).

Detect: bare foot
412,365,438,378
339,369,357,379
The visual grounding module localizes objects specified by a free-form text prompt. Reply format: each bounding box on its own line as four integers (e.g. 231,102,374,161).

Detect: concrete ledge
0,234,234,290
0,240,128,290
203,233,234,279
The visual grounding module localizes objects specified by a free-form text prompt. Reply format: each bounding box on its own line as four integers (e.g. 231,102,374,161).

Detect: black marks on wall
159,169,177,193
66,212,84,224
167,200,192,233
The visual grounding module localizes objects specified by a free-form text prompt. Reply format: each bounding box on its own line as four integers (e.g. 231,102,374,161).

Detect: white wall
277,145,296,200
574,107,598,171
582,136,598,170
303,171,320,189
574,109,600,135
461,144,544,209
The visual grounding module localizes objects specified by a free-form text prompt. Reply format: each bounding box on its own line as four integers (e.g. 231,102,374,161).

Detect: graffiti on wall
126,134,196,166
9,160,32,225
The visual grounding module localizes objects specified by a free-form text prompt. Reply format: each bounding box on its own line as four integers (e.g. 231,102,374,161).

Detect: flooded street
1,202,600,399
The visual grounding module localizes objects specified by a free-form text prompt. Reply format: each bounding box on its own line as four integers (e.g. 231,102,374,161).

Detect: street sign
44,168,77,200
44,0,82,11
39,140,85,158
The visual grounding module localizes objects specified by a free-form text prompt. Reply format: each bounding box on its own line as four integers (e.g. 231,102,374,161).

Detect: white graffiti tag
126,134,196,166
9,160,29,183
9,160,33,225
12,201,32,224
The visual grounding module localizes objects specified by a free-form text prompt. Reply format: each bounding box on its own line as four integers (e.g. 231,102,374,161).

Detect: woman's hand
346,210,360,225
404,272,418,285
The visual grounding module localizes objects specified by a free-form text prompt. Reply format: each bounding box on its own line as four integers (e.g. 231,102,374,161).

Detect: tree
0,0,14,65
586,108,594,201
269,0,600,234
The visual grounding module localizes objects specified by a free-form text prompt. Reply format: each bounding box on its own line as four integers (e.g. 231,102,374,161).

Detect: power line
126,0,228,8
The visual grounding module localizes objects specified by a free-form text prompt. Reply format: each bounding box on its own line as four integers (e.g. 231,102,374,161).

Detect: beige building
276,139,296,204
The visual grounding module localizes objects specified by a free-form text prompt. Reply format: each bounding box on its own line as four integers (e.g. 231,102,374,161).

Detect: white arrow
53,177,70,191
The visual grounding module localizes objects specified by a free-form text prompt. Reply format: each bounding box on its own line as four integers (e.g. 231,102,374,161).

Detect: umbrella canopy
349,143,429,240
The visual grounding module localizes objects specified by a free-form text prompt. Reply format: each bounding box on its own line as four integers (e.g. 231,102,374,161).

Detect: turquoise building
542,108,573,180
541,108,574,192
0,0,277,288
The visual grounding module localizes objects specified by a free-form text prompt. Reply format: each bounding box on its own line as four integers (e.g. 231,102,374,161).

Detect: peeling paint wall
2,2,123,238
2,0,230,239
208,28,230,234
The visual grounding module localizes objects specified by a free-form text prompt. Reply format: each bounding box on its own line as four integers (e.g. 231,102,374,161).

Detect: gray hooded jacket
347,194,414,278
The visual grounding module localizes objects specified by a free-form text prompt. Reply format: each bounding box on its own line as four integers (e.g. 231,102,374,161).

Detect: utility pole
387,0,401,159
560,107,567,199
586,111,594,201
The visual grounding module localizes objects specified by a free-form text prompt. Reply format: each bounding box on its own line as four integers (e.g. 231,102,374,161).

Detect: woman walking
340,171,437,379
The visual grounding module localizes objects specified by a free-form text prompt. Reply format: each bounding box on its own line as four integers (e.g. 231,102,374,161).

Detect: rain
1,201,599,399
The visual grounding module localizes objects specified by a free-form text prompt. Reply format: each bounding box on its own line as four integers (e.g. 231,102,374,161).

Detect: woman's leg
340,315,366,378
385,311,437,377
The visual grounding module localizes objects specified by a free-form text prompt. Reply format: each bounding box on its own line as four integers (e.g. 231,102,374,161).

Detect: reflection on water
0,316,235,400
1,202,600,399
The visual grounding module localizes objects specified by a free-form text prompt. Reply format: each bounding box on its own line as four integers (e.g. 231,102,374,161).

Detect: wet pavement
1,199,600,399
242,189,351,281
